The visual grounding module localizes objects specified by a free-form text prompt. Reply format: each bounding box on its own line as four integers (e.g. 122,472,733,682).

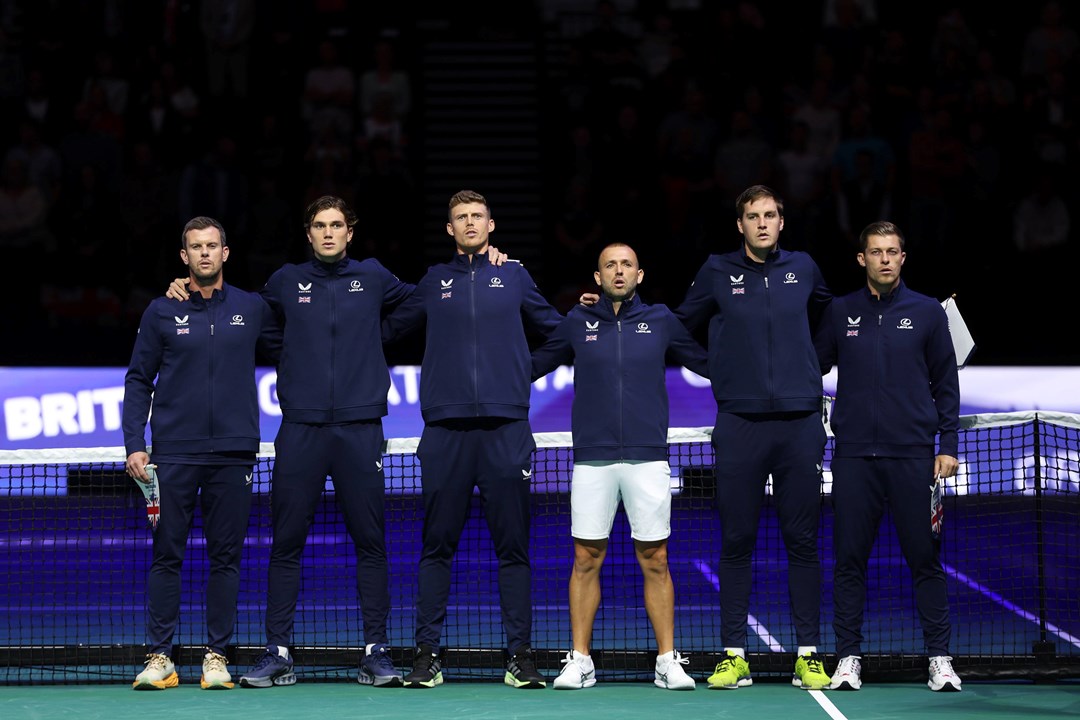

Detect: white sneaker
655,650,696,690
928,656,961,692
553,650,596,689
830,655,862,690
201,650,234,689
133,653,178,690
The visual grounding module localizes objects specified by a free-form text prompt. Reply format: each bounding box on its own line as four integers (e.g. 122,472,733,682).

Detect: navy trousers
147,462,253,655
712,411,826,649
414,419,535,654
265,420,389,648
832,455,951,658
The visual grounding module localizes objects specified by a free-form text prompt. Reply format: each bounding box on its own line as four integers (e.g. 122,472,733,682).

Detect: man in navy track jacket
124,216,277,691
382,190,562,690
240,195,414,689
531,242,708,691
674,184,834,691
814,221,961,693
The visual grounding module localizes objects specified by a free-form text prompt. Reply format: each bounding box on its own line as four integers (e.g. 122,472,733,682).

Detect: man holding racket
124,216,277,690
814,221,961,692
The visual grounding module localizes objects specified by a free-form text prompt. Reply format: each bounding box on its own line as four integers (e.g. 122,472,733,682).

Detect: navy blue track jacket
123,284,275,458
815,280,960,458
531,294,709,462
261,257,414,424
675,248,832,413
382,253,562,422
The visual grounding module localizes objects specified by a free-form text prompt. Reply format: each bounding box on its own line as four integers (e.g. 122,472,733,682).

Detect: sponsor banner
3,366,1079,450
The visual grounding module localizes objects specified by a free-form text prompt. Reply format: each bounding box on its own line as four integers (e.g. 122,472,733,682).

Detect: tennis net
1,411,1077,684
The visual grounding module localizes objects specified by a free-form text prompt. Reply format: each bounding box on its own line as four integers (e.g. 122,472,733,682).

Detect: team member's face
736,197,784,261
447,202,493,255
594,245,643,302
308,208,353,262
180,227,228,284
858,232,905,294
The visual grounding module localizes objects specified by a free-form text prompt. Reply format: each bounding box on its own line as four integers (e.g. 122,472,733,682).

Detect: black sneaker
404,645,442,688
504,647,546,689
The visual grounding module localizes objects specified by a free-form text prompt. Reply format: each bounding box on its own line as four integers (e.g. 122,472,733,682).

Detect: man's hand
166,278,190,301
579,292,600,306
934,454,959,479
126,451,152,482
487,245,509,266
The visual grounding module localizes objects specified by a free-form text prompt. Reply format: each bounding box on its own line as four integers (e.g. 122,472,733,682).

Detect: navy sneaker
239,648,296,688
358,643,403,687
404,645,443,688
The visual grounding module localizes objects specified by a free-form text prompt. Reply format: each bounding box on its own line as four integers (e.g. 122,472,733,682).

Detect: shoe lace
930,656,955,676
803,654,825,675
511,649,538,675
251,651,279,671
715,654,738,674
672,651,690,667
204,652,228,673
838,656,861,675
370,648,396,671
413,650,436,673
145,653,169,670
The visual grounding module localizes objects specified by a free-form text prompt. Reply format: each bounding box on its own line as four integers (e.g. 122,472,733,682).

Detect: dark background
0,0,1075,367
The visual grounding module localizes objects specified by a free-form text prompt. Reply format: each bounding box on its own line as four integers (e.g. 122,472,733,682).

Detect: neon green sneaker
707,651,752,689
793,653,830,690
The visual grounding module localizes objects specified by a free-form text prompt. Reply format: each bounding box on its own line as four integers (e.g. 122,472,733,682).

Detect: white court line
809,689,849,720
945,562,1080,650
691,559,786,652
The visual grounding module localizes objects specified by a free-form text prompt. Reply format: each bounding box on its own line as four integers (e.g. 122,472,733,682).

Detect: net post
1031,414,1051,653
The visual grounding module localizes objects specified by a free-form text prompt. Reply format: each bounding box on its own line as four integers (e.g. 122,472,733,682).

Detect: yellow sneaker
793,653,830,690
707,651,751,689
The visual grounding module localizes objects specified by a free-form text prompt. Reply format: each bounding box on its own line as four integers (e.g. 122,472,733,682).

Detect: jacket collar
598,292,641,318
451,252,491,269
309,256,351,276
863,278,906,303
188,282,228,307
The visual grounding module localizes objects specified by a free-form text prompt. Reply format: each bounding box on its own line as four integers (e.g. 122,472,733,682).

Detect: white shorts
570,460,672,542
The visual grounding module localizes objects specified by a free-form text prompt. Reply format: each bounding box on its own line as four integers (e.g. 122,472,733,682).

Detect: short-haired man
532,243,708,690
125,216,276,690
815,221,962,692
383,190,563,689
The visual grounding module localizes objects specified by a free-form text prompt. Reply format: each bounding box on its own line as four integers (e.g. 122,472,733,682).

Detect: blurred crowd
539,0,1078,329
0,1,1075,365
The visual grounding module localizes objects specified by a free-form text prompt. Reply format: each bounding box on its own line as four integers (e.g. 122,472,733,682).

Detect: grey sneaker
239,648,296,688
358,643,403,687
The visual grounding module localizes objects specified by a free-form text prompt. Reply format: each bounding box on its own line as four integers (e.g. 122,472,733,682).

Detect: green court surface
1,681,1077,720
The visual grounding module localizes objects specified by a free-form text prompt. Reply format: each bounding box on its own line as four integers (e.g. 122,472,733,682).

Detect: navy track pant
414,419,535,654
147,462,253,655
712,411,826,649
832,455,951,658
265,420,389,648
